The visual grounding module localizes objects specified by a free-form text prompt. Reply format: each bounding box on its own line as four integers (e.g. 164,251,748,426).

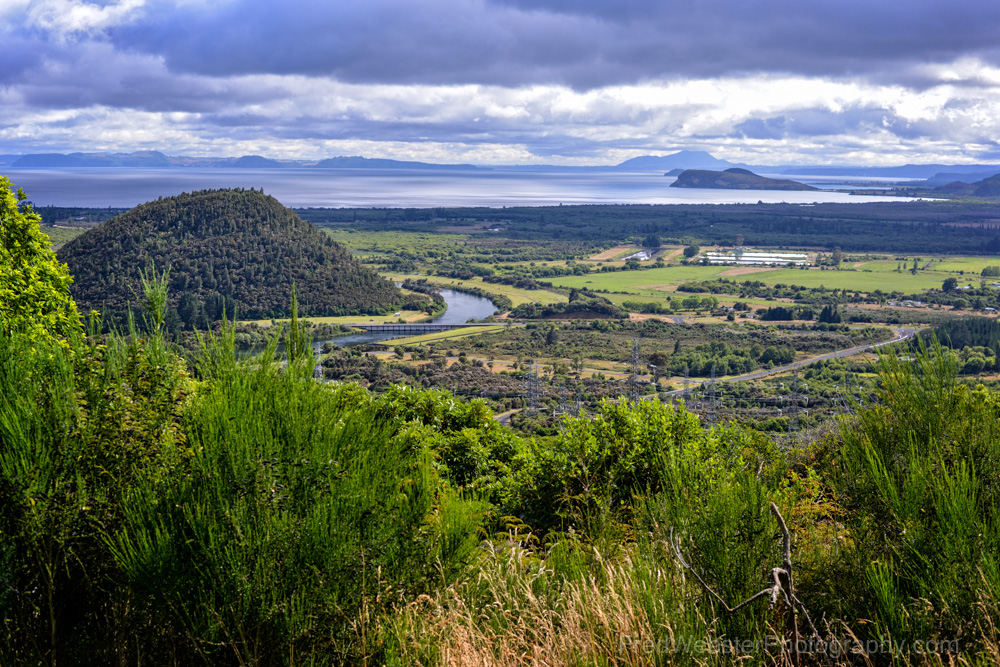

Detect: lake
3,167,916,208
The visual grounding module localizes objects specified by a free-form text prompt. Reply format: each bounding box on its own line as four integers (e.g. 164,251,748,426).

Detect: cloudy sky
3,0,1000,165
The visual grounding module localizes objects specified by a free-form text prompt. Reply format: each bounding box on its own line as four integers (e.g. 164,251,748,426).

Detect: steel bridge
346,322,507,333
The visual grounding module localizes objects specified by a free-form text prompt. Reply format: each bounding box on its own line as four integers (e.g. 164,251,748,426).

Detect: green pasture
39,226,86,247
322,228,470,255
240,309,428,327
549,263,974,295
550,265,729,292
748,268,969,292
930,256,1000,274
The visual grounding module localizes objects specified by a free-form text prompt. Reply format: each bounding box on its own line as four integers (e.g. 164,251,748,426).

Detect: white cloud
21,0,148,38
4,55,1000,165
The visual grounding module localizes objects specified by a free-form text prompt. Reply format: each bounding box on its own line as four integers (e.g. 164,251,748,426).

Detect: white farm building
704,250,809,267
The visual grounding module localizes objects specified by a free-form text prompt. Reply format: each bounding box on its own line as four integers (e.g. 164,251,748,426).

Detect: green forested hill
58,188,403,320
670,168,818,191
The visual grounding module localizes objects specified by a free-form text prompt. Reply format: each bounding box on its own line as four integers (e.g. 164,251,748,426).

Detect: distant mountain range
930,173,1000,197
3,149,1000,181
670,168,818,191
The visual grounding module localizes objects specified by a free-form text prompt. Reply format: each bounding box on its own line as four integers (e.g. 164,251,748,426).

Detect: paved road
660,327,917,396
491,327,917,421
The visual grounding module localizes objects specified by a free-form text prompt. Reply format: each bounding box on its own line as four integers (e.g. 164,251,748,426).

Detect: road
492,327,918,422
660,327,917,396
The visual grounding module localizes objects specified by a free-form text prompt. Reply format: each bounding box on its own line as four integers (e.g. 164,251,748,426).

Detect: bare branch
669,503,822,667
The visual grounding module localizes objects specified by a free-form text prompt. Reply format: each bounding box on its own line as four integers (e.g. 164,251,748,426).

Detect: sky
3,0,1000,166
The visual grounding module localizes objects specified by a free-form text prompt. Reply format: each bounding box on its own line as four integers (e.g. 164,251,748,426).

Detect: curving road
660,327,917,396
493,327,918,422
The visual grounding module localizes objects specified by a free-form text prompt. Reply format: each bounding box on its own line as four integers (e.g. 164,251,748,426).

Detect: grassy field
321,228,471,256
551,263,978,295
379,325,507,346
39,226,87,248
240,309,429,327
748,267,967,292
931,256,1000,273
551,265,730,292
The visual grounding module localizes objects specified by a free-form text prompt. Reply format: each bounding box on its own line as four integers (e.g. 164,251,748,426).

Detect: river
318,288,498,347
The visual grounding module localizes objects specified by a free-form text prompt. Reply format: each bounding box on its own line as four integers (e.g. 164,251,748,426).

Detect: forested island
670,168,819,191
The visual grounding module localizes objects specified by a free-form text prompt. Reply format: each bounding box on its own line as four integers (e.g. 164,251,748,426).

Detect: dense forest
47,199,1000,259
57,189,408,320
294,200,1000,254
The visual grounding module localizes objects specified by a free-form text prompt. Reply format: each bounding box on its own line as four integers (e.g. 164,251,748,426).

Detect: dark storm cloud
3,40,292,114
107,0,1000,89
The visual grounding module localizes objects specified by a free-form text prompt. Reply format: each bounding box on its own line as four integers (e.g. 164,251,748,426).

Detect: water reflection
318,288,498,348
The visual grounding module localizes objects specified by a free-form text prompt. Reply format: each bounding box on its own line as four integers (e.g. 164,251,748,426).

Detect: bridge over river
346,322,513,334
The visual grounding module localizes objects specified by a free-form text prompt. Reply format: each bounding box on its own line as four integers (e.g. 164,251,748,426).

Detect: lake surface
4,167,916,208
321,288,498,347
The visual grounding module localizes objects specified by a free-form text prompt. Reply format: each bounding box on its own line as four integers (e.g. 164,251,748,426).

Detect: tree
0,177,80,340
545,325,558,346
942,277,959,292
683,244,701,258
177,292,201,329
819,304,843,323
642,234,661,248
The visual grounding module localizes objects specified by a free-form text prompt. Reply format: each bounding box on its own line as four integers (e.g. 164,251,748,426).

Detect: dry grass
383,545,695,667
379,541,1000,667
588,246,639,261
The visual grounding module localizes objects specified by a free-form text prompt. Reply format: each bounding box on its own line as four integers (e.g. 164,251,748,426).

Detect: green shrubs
4,297,1000,664
0,330,189,664
831,341,1000,648
0,326,488,664
114,350,485,663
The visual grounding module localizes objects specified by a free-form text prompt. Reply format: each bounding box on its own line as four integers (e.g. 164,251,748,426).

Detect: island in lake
670,168,818,191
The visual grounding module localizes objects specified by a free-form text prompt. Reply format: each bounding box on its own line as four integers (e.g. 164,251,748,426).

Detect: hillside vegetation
57,189,405,320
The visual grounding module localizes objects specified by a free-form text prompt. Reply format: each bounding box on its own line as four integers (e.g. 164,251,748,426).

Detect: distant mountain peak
615,151,736,171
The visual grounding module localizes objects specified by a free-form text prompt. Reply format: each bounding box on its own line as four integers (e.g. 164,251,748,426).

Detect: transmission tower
705,364,718,423
683,365,691,405
524,363,541,413
627,338,642,404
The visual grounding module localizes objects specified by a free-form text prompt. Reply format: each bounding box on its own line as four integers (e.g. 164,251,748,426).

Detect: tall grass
112,325,485,664
0,326,189,665
831,338,1000,652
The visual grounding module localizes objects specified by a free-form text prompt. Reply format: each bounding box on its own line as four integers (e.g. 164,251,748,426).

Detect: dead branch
668,502,821,665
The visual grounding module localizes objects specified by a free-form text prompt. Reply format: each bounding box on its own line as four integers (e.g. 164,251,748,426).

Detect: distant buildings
703,250,809,266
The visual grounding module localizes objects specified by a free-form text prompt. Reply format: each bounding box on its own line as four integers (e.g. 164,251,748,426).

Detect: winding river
318,288,499,348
